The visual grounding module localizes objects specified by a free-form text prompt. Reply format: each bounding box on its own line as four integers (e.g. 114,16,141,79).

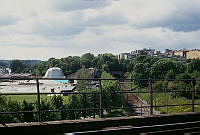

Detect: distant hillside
22,60,42,66
0,60,41,67
0,60,10,67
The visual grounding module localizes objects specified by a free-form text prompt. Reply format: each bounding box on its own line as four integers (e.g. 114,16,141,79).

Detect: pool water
55,80,68,83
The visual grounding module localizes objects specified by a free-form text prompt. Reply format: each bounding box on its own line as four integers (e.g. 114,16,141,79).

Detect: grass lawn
134,88,200,114
4,95,71,104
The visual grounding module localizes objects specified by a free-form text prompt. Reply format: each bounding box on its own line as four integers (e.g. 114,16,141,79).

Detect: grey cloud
21,11,128,38
138,1,200,32
51,0,112,11
149,12,200,32
33,23,86,37
88,12,128,27
0,15,18,26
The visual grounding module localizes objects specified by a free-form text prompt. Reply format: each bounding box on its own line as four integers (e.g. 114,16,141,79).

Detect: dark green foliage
76,68,93,91
3,54,200,123
81,53,95,68
165,70,176,80
132,63,149,87
150,59,185,79
134,55,159,65
152,81,164,90
101,72,126,112
120,59,133,72
0,96,21,123
34,56,82,76
67,94,82,119
51,95,67,120
176,73,193,83
188,59,200,73
10,60,28,73
52,95,63,110
40,99,60,121
195,80,200,98
96,53,122,72
22,101,35,122
33,53,122,77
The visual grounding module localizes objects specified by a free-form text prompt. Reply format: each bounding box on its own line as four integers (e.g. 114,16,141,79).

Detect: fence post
191,80,195,112
131,76,133,90
83,93,86,119
36,78,41,122
99,79,103,118
149,79,153,115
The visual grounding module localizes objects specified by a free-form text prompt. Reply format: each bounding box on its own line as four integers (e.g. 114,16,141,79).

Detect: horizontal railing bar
0,77,200,81
0,93,41,95
0,110,38,114
0,104,199,115
152,104,200,108
0,92,100,95
0,90,199,96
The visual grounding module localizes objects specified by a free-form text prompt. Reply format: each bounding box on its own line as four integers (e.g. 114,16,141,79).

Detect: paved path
121,83,159,116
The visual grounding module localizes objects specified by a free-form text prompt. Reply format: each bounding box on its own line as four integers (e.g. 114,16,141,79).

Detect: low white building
44,67,65,78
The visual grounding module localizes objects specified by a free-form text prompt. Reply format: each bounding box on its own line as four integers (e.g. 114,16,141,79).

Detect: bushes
21,101,35,122
101,72,126,112
0,95,66,123
0,96,22,123
0,94,100,124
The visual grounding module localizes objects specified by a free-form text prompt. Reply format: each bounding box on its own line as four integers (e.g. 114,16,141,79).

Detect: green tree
188,59,200,73
76,68,93,91
165,70,176,80
81,53,95,68
101,72,125,113
168,73,193,98
150,59,185,79
67,95,82,119
132,63,149,87
10,60,27,73
22,101,35,122
0,96,22,123
40,99,60,121
51,95,63,110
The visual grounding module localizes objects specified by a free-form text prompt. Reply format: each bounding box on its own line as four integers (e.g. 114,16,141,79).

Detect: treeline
5,53,200,79
124,55,200,99
33,53,126,76
6,53,124,75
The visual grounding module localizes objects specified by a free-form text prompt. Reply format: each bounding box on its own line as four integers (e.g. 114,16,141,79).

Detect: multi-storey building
118,48,200,61
186,50,200,59
118,53,131,60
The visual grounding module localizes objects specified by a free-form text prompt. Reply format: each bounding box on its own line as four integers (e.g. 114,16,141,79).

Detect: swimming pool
54,80,68,83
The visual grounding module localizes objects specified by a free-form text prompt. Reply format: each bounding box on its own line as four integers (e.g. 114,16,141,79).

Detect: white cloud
50,0,113,11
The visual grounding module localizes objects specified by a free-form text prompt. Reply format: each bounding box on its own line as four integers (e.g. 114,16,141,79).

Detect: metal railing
0,77,199,122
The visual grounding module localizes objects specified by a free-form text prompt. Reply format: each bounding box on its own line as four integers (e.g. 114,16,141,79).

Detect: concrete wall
1,112,200,135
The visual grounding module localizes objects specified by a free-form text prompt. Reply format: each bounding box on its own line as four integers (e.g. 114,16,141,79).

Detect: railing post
131,76,133,90
149,79,153,115
36,78,41,122
99,79,103,118
191,80,195,112
83,93,86,119
165,88,169,114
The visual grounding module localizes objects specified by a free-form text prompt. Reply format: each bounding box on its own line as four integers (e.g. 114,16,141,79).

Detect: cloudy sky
0,0,200,60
